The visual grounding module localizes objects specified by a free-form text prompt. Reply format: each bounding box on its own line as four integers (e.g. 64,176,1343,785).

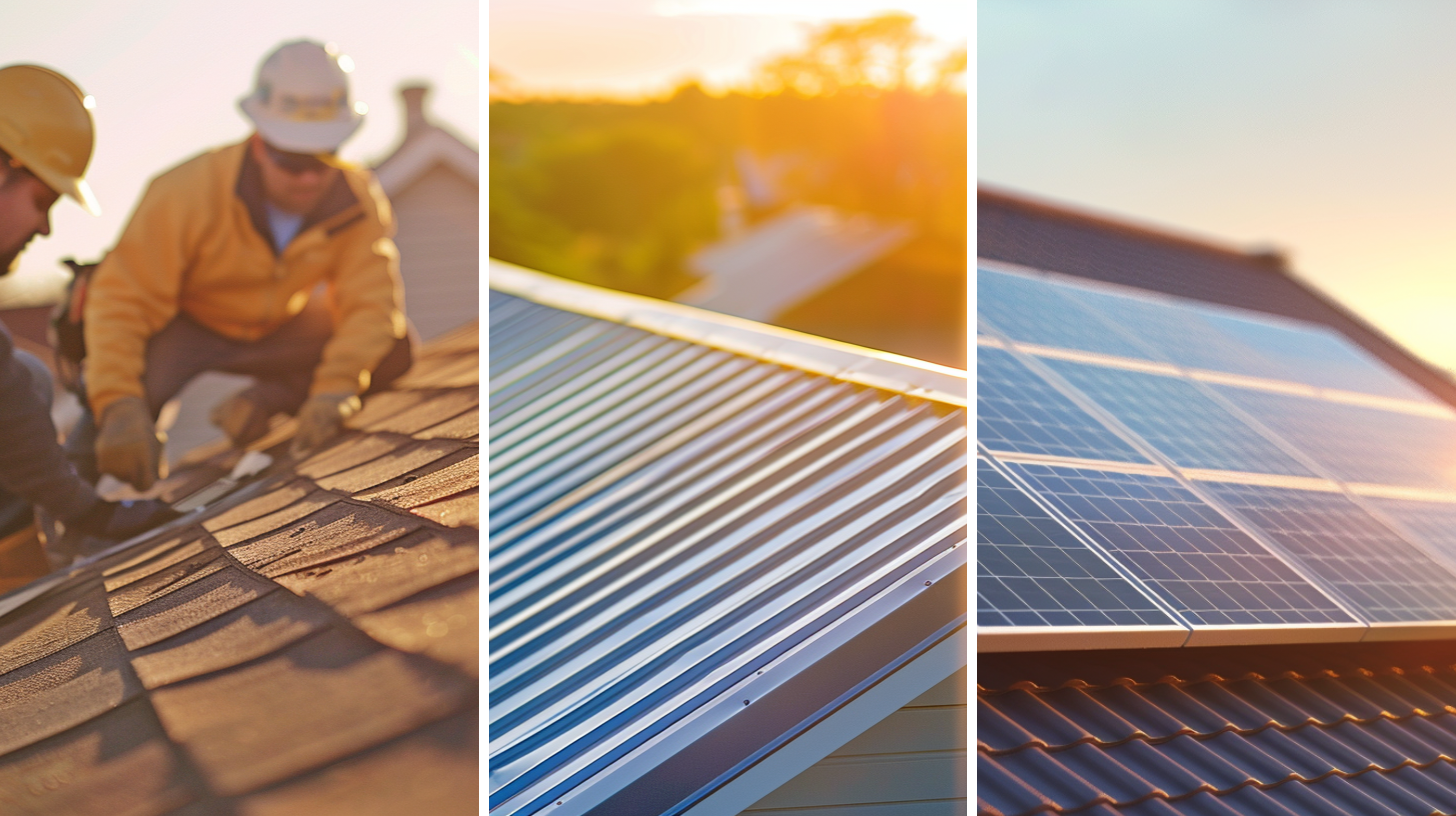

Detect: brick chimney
399,84,431,144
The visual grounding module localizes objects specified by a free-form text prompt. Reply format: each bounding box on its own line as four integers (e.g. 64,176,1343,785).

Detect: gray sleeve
0,325,97,521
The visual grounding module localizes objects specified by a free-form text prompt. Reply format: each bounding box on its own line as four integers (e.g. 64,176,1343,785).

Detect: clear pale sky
0,0,478,304
489,0,969,98
980,1,1456,373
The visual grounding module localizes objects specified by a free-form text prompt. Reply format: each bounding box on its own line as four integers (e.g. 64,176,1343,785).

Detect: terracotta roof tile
391,352,477,390
102,534,217,592
0,698,203,815
353,575,478,678
344,391,434,430
149,626,472,795
274,529,478,617
126,592,334,690
208,489,343,548
313,438,467,493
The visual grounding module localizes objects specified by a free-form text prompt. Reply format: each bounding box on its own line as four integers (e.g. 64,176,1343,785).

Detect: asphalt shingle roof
0,321,480,815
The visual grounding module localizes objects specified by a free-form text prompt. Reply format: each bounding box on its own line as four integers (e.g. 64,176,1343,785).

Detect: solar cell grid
1366,498,1456,570
977,268,1154,359
1042,359,1316,477
1214,386,1456,491
1208,483,1456,624
1006,463,1353,627
977,347,1149,463
977,459,1176,629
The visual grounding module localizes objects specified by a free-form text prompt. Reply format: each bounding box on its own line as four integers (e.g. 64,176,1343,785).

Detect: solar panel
977,267,1154,359
1203,483,1456,624
976,458,1176,628
1213,386,1456,490
1200,309,1435,402
977,346,1150,463
1040,358,1317,477
1365,498,1456,572
1070,287,1292,381
1003,462,1353,627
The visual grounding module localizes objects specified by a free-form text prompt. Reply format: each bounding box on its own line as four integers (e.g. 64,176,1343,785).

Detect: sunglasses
262,141,334,175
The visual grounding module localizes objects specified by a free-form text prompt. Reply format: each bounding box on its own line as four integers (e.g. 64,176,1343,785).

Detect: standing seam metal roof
487,264,968,816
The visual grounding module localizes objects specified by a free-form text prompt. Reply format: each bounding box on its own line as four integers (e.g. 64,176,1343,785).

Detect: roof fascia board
679,621,966,816
511,550,966,816
490,260,967,407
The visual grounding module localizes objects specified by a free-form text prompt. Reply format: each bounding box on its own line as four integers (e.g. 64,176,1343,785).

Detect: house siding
740,668,968,816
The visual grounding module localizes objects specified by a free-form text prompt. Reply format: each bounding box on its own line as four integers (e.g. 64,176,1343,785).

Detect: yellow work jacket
84,139,406,416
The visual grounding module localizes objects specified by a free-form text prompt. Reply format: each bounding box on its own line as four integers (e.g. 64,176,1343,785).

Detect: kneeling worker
0,65,175,547
75,40,413,491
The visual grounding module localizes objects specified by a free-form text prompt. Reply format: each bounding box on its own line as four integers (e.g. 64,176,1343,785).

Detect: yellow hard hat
0,65,99,215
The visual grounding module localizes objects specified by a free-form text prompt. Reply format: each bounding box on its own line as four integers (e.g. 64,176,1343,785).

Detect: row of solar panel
978,265,1435,403
976,267,1456,640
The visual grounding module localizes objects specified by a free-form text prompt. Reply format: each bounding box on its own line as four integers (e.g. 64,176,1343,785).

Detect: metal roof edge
680,622,967,816
489,259,967,407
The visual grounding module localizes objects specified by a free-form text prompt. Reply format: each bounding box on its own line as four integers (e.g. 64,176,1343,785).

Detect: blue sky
0,0,478,303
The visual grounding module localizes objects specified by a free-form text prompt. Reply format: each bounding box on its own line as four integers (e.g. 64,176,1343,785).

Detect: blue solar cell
1213,386,1456,490
1199,310,1433,401
977,459,1176,628
1071,288,1292,381
1205,483,1456,624
1041,359,1317,477
977,268,1154,359
977,347,1150,463
1366,498,1456,571
1006,463,1353,627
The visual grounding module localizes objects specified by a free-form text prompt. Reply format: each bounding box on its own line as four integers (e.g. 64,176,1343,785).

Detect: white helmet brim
240,94,363,154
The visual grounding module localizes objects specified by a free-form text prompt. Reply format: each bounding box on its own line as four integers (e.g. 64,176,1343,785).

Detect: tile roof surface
487,275,967,816
0,320,479,815
979,641,1456,816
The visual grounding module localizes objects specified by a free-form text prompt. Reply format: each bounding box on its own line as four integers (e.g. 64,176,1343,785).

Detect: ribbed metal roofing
488,266,969,816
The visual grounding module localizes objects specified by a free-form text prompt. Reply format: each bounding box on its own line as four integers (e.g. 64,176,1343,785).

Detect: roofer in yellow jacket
71,40,413,491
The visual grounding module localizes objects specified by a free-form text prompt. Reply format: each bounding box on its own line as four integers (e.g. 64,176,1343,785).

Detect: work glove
66,497,181,540
210,388,275,447
95,396,166,491
291,392,361,457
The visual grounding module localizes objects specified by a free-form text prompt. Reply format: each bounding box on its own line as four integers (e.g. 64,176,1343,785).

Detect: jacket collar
235,141,359,254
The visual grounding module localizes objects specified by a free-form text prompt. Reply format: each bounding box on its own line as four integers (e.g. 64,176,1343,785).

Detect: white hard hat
239,40,364,154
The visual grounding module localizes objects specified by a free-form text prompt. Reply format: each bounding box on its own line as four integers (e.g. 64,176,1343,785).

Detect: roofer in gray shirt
0,64,177,564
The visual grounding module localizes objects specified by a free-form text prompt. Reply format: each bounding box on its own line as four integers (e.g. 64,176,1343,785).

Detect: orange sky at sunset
489,0,968,98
